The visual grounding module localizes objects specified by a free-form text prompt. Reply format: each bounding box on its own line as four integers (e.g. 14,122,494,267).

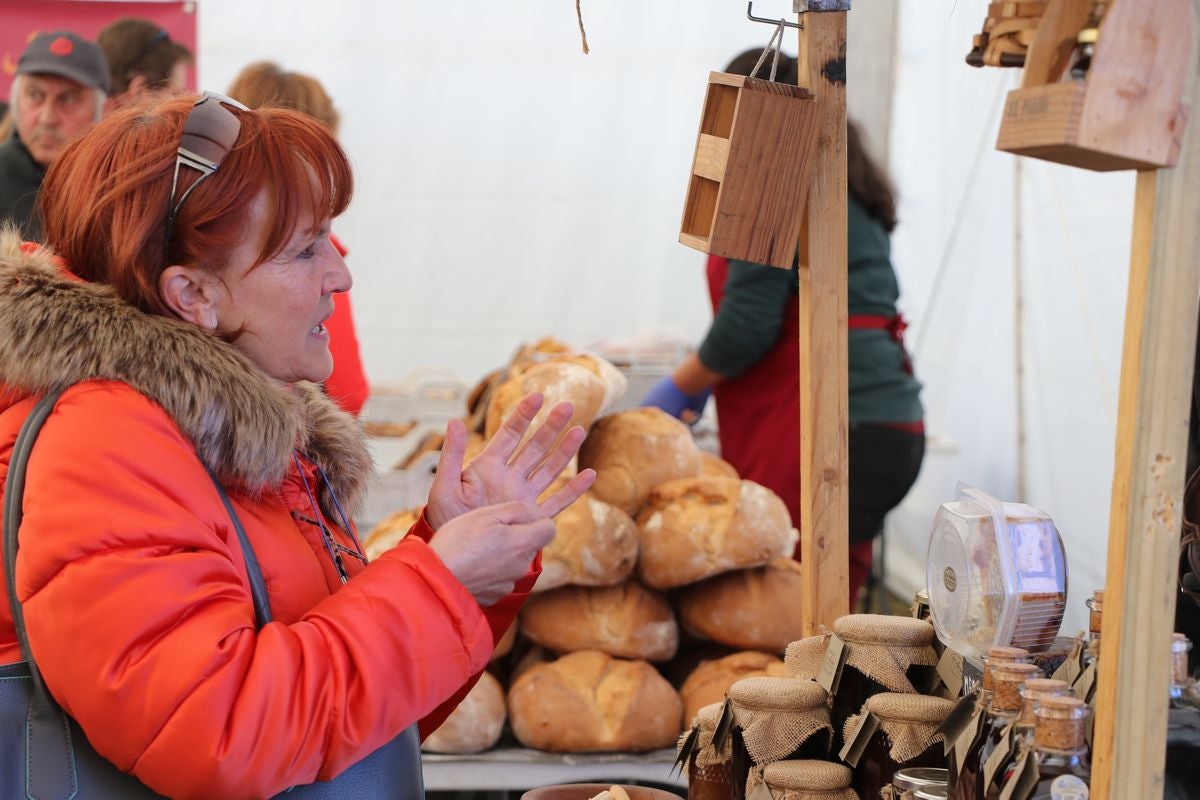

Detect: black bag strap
3,385,275,710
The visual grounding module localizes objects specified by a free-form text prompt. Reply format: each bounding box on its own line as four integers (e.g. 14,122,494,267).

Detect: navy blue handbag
2,387,423,799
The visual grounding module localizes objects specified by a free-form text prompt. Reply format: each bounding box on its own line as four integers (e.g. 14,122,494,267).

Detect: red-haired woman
0,93,592,798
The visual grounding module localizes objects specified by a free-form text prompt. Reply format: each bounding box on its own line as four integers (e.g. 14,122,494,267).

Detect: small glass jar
914,787,949,800
1031,696,1091,796
1086,590,1103,639
981,646,1031,695
893,766,949,799
912,589,932,622
1016,678,1073,729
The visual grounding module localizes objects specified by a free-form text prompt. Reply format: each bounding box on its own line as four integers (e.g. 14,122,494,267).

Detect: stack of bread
360,338,806,756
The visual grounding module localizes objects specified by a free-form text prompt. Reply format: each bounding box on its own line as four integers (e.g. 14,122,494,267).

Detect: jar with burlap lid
681,702,732,800
827,615,939,741
729,677,832,798
745,760,859,800
784,634,828,681
841,693,953,800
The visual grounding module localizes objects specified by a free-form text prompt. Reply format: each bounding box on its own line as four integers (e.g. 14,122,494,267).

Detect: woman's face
215,192,351,384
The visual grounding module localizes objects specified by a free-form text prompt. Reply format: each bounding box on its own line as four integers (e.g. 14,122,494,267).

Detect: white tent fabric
198,1,1135,635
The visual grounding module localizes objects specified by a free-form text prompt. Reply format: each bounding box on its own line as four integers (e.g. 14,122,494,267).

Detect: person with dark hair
0,93,593,797
226,62,368,416
97,17,192,105
643,48,924,606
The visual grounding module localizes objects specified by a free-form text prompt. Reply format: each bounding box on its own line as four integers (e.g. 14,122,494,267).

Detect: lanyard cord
291,450,367,584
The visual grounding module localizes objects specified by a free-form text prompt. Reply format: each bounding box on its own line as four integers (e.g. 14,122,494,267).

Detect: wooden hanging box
995,0,1194,171
679,72,820,268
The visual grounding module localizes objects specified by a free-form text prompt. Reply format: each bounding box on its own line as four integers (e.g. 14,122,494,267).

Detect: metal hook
747,2,803,29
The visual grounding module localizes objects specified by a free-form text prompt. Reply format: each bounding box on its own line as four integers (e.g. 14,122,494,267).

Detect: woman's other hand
425,392,595,530
428,502,556,606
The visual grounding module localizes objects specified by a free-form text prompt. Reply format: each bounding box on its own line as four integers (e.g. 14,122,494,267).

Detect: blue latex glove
641,376,711,420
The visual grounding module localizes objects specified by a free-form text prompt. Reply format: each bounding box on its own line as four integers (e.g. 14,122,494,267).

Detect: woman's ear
159,265,223,331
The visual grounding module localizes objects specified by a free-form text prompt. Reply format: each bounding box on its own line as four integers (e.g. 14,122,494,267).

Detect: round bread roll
508,650,683,752
363,508,421,562
521,581,678,662
635,477,796,589
536,493,639,593
493,621,518,661
676,558,806,652
578,408,703,515
700,452,739,480
679,651,789,726
484,355,627,443
421,671,506,754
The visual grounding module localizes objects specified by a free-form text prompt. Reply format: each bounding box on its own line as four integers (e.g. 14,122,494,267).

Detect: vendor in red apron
643,74,923,604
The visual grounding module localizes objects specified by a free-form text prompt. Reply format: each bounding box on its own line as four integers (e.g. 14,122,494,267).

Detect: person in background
0,31,109,240
227,61,368,415
98,17,193,107
643,49,925,607
0,92,594,797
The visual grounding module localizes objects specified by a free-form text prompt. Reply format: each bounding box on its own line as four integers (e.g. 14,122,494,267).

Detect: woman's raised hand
425,393,595,530
428,502,557,606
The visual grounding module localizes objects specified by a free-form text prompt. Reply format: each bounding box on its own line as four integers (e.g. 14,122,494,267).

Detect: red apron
706,255,911,533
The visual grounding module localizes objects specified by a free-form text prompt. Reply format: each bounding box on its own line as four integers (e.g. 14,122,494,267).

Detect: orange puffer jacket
0,236,531,799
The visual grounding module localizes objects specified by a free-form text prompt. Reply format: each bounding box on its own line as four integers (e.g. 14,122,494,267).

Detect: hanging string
576,0,590,54
749,19,786,81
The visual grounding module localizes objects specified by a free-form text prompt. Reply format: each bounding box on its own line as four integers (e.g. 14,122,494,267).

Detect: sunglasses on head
164,91,248,259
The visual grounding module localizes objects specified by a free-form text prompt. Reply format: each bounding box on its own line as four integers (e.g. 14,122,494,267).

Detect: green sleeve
698,259,797,378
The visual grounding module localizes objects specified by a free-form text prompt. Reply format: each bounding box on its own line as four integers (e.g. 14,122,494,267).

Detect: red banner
0,1,197,100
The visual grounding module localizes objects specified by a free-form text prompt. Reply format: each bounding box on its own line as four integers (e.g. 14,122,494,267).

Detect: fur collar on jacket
0,229,373,518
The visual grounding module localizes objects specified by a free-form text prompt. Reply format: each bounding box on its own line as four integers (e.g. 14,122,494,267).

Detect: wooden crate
679,72,820,268
996,0,1194,171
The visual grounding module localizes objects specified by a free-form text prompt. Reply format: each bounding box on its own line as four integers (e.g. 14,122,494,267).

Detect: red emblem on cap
49,37,74,57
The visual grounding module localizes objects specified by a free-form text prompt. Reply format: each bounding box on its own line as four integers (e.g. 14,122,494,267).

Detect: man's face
15,73,96,166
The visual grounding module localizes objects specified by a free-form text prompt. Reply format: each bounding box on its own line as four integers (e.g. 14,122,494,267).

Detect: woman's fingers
434,418,468,484
538,469,597,518
479,392,544,464
510,401,575,476
527,424,587,496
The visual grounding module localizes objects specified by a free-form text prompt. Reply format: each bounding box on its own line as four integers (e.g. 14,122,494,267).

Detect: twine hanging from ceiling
576,0,590,54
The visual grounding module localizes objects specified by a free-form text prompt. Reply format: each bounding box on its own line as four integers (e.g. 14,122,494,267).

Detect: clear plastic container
926,484,1067,658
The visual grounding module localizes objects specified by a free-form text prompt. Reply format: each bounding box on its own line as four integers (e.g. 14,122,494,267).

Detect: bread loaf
578,408,703,515
679,651,788,727
676,558,806,652
635,477,796,589
536,493,638,592
421,671,506,754
700,452,739,480
362,508,420,562
508,650,683,752
521,581,678,662
484,355,626,442
493,621,518,661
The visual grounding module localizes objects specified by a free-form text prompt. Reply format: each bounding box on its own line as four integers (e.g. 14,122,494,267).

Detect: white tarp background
197,0,1135,635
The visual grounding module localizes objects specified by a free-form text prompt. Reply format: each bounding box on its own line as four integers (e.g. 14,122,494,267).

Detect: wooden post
796,6,850,635
1091,10,1200,796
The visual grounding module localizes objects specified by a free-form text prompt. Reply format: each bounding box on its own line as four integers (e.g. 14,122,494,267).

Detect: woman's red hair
39,95,353,316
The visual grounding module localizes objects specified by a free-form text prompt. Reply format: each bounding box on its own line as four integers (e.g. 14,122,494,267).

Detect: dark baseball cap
17,31,111,94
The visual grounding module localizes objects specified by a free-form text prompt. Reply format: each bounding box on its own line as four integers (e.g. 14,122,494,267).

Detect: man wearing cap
0,31,110,240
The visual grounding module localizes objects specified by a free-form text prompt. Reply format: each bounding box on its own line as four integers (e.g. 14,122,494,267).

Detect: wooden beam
797,10,850,635
1091,11,1200,796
